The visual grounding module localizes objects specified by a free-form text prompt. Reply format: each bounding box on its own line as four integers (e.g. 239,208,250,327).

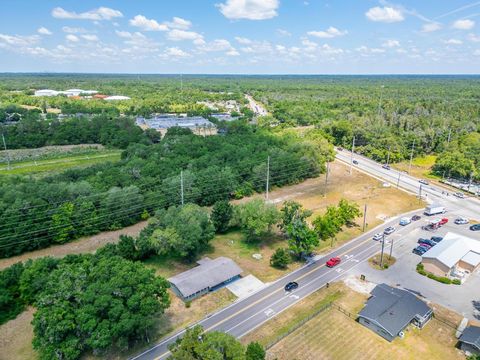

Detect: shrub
270,248,291,269
452,279,461,285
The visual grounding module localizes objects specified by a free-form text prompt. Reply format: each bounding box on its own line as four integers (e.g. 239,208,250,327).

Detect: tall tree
211,200,234,233
233,199,280,242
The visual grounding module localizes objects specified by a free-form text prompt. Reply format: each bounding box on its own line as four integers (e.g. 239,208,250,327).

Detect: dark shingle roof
460,326,480,349
358,283,432,337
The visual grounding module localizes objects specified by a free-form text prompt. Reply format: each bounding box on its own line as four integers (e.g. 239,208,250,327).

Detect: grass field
393,155,438,180
0,150,121,175
242,282,464,360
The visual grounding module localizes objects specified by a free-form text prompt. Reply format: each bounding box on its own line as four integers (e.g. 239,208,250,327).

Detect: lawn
243,282,464,360
393,155,439,180
0,150,121,175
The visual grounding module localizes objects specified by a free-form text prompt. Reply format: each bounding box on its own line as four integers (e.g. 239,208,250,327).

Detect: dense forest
0,123,333,257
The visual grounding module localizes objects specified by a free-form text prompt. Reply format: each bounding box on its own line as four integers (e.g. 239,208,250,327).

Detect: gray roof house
168,257,242,301
358,283,433,341
459,325,480,355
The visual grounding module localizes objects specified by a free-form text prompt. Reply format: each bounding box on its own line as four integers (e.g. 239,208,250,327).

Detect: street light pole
389,238,394,260
349,136,355,174
380,233,385,268
408,139,415,174
397,171,401,188
362,204,368,232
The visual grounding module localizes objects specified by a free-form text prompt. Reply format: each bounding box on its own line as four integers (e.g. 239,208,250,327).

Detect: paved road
131,209,420,360
335,150,480,220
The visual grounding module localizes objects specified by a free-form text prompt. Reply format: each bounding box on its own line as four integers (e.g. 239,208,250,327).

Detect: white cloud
66,34,79,42
277,29,291,37
37,27,52,35
365,7,404,23
226,49,240,56
235,36,252,44
164,47,190,58
421,23,442,33
444,38,463,45
129,15,168,31
52,7,123,21
0,34,40,46
382,39,400,48
452,19,475,30
356,45,385,54
165,17,192,30
62,26,88,34
307,26,347,39
217,0,279,20
167,29,203,42
115,30,146,40
198,39,234,52
468,33,480,42
474,49,480,56
81,34,99,42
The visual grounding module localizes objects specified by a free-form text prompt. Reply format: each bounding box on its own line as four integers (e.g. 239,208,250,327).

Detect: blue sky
0,0,479,74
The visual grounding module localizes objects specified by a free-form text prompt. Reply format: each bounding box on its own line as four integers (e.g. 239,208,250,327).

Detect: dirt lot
0,307,36,360
244,282,464,360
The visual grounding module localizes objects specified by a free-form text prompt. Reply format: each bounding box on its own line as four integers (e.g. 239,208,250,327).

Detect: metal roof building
168,257,242,301
422,232,480,278
358,283,433,341
136,116,216,136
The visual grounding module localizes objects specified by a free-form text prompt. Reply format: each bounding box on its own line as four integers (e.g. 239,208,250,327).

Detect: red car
439,218,449,225
326,257,341,267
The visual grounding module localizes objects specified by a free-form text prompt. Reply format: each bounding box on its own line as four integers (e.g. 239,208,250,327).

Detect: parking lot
349,210,480,320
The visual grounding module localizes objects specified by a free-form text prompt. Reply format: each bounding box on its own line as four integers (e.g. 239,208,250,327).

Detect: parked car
284,281,299,291
384,226,396,235
411,215,421,221
418,238,436,247
326,257,341,267
399,217,411,226
431,236,443,243
413,246,429,255
419,179,429,185
373,233,383,241
382,164,391,170
337,147,344,151
454,192,465,199
470,224,480,231
455,218,469,225
352,159,359,165
438,218,449,226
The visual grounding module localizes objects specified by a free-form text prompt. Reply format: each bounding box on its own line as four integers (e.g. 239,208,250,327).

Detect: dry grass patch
368,253,397,270
0,307,36,360
263,283,464,360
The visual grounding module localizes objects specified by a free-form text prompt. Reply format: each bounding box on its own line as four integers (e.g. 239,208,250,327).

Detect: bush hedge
416,263,460,285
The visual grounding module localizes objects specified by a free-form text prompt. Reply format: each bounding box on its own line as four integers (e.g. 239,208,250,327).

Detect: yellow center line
152,232,377,360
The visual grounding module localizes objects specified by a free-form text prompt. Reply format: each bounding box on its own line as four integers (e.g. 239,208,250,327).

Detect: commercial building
136,115,216,136
34,89,58,97
168,257,242,301
459,325,480,355
422,232,480,279
358,283,433,341
104,95,131,101
34,89,98,97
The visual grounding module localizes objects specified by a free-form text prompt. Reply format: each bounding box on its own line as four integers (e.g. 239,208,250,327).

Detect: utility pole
324,162,330,197
408,139,415,174
418,184,423,200
386,145,391,166
362,204,368,232
1,132,10,170
380,234,385,268
349,136,356,174
180,170,184,206
397,171,401,188
266,156,270,201
389,237,394,260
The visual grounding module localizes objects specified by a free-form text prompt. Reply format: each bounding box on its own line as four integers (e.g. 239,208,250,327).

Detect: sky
0,0,479,74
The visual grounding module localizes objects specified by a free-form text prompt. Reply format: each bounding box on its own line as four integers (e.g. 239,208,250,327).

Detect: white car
384,226,396,235
454,192,465,199
455,218,469,225
373,233,383,241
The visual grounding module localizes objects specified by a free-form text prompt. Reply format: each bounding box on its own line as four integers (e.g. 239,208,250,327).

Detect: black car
470,224,480,231
413,246,428,255
285,281,299,291
352,160,359,165
382,164,391,170
431,236,443,243
411,215,421,221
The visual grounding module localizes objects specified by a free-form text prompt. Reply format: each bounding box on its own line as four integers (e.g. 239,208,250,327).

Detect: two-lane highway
131,209,421,360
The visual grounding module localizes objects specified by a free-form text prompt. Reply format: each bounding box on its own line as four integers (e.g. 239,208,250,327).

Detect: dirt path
0,221,148,270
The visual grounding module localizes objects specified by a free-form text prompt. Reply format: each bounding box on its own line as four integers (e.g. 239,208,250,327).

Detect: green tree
168,325,245,360
270,248,291,269
233,199,280,242
51,202,75,244
211,200,234,233
337,199,361,226
32,255,170,360
245,342,266,360
286,218,319,259
117,235,139,260
19,257,59,304
0,262,25,324
280,200,312,232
